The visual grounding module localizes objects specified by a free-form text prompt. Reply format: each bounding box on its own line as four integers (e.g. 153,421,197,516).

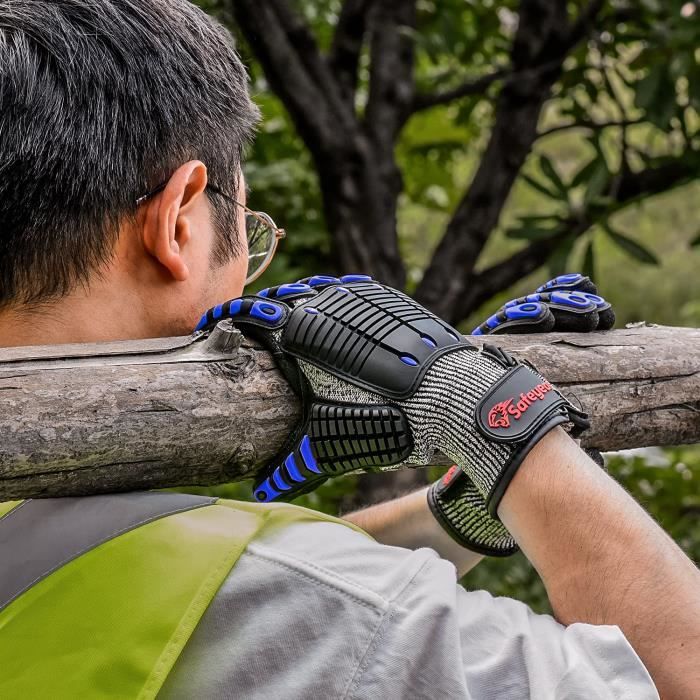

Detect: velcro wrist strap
475,365,568,443
474,364,574,516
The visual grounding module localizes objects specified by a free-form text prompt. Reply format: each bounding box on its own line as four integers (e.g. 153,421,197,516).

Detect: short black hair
0,0,259,308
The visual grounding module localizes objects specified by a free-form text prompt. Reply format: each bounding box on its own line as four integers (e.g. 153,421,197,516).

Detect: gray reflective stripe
0,492,216,613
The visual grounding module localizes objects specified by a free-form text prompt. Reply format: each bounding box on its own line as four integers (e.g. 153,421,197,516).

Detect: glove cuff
428,467,519,557
472,360,589,516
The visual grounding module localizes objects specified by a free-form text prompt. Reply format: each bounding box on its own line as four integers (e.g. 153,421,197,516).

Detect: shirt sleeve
349,554,659,700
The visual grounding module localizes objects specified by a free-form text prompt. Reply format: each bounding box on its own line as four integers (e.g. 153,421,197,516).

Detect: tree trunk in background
0,325,698,501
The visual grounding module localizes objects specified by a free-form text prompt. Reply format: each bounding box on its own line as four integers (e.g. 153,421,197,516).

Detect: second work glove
195,275,589,551
429,273,614,555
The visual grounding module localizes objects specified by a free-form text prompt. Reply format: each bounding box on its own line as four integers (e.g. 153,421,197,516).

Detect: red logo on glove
487,381,553,429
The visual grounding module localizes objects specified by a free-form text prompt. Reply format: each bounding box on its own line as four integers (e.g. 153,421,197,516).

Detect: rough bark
0,325,697,500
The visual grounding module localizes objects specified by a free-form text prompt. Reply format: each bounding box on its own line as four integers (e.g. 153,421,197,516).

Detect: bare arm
344,487,484,578
498,427,700,699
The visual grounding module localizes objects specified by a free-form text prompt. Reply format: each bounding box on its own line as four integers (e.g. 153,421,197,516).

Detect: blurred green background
192,0,700,610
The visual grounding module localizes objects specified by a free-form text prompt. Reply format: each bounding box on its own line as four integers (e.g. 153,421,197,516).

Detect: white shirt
162,516,658,699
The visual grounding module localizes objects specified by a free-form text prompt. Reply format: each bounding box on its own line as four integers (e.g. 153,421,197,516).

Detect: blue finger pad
250,301,284,323
551,291,590,309
212,304,223,320
228,299,243,316
471,327,483,336
340,274,373,283
277,283,311,297
505,303,543,320
400,355,419,366
285,453,306,482
257,288,270,298
485,314,501,329
254,479,282,502
300,435,321,474
556,273,583,285
194,314,208,332
272,467,292,492
582,293,606,308
307,275,340,287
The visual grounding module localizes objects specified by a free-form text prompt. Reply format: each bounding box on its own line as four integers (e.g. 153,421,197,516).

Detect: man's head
0,0,259,346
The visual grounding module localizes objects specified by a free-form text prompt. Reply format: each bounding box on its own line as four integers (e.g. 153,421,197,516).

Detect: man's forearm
343,487,484,578
498,427,700,700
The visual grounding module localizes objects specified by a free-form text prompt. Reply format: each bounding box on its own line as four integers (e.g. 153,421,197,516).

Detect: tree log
0,324,697,500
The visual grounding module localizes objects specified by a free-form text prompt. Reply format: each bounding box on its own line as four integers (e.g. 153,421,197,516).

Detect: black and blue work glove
195,274,590,556
428,273,614,556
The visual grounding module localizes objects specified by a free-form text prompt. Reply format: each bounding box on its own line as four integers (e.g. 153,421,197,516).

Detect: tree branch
365,0,417,143
232,0,355,158
1,325,698,499
411,69,507,112
415,0,577,322
451,155,698,322
538,118,645,139
329,0,372,106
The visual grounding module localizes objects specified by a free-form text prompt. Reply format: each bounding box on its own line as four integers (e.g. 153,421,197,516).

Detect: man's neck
0,292,162,348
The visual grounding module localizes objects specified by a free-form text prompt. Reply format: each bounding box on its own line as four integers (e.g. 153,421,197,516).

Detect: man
0,1,697,698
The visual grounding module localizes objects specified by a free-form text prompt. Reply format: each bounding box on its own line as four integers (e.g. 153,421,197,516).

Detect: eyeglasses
135,182,286,286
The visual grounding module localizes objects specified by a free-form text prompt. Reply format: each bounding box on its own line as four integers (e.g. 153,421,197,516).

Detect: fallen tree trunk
0,324,697,499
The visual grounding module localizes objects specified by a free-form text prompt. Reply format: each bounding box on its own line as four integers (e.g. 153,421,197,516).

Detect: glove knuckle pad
280,281,469,399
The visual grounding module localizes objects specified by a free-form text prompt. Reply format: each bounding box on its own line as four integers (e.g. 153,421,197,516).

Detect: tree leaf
603,225,659,265
521,173,561,200
581,239,595,280
538,155,568,198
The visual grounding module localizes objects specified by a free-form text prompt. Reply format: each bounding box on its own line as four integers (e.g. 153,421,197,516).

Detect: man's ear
141,161,208,282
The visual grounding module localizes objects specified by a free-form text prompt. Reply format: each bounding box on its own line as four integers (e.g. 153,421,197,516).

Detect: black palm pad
254,402,414,502
282,281,469,399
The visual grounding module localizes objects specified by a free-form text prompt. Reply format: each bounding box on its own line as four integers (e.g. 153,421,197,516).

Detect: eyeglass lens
245,213,276,282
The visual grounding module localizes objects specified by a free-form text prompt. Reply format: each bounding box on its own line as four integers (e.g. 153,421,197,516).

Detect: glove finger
471,301,555,335
536,274,615,330
296,274,373,289
536,272,599,295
